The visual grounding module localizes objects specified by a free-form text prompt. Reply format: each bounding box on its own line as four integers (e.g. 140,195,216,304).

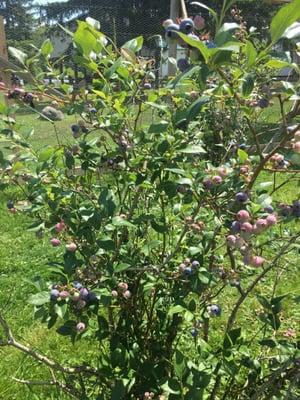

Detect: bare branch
12,377,80,399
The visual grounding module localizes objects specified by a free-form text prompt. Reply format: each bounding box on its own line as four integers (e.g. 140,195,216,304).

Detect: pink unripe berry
266,214,277,226
118,282,128,292
55,221,66,233
212,175,222,184
251,256,265,267
271,153,284,162
50,238,61,247
294,130,300,140
179,263,186,273
254,218,268,233
123,290,131,299
217,167,227,177
236,210,250,222
76,322,86,332
240,166,249,174
241,222,253,233
226,235,237,248
59,290,69,299
194,15,205,30
111,290,118,297
66,242,77,252
293,141,300,153
163,19,174,28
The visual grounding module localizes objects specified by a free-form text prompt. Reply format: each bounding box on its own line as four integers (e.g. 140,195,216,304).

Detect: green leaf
265,59,294,70
74,21,97,57
179,145,206,154
122,36,143,53
241,74,254,97
178,33,210,63
38,146,55,162
8,47,27,65
257,294,272,311
215,23,240,46
99,188,116,218
148,121,169,134
168,305,185,317
223,328,242,349
187,96,210,121
238,149,249,163
55,303,68,319
259,338,277,348
270,0,300,43
245,40,257,68
114,263,131,273
28,291,49,306
40,39,54,57
174,350,186,379
112,216,136,229
161,379,181,395
111,380,126,400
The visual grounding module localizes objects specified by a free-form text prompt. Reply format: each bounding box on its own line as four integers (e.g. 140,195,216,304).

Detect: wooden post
168,0,180,76
180,0,188,19
0,16,10,96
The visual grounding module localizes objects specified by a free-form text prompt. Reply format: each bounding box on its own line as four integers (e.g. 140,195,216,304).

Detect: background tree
37,0,279,42
0,0,35,43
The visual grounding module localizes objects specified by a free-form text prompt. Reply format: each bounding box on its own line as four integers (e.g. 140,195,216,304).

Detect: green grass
0,104,299,399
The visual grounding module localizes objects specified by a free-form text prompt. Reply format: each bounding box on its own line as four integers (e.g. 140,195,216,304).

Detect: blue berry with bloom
191,328,198,337
73,281,83,290
208,304,222,317
235,192,249,203
50,289,60,301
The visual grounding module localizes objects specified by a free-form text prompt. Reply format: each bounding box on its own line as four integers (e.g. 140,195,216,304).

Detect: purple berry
50,289,60,301
79,288,89,300
165,24,180,41
231,221,241,234
235,192,249,203
177,58,190,72
7,200,14,209
208,304,221,317
183,267,192,276
191,260,200,269
180,18,194,34
264,205,274,214
87,291,97,303
191,328,198,337
258,98,269,108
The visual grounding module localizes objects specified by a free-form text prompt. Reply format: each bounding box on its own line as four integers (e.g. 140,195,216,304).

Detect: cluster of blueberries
163,17,215,72
279,200,300,218
178,259,200,277
7,87,35,107
50,282,97,309
190,305,222,337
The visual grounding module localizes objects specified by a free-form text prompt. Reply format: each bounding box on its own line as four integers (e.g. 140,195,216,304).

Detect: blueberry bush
0,1,300,399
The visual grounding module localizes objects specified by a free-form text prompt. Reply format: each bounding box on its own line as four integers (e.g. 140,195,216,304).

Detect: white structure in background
160,45,188,78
